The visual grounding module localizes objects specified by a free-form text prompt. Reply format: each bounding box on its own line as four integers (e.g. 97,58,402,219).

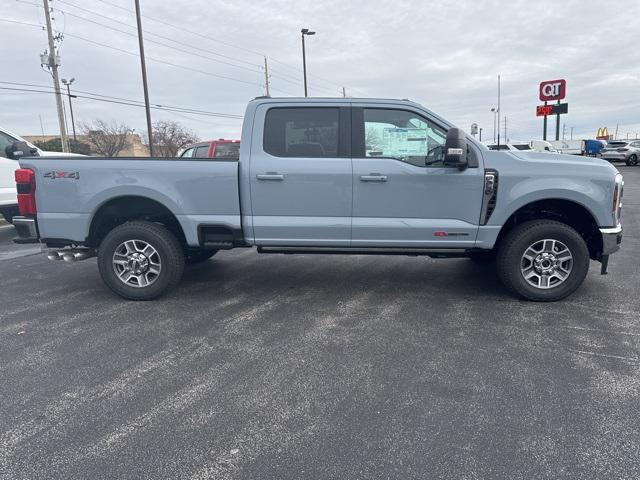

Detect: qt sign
539,79,566,101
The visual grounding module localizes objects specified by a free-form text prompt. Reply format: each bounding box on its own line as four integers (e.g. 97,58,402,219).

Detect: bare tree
144,120,199,157
80,119,132,156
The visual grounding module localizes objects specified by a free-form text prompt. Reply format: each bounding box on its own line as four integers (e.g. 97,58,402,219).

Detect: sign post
538,79,567,141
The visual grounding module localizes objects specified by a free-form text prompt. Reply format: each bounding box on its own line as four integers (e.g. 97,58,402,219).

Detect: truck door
351,106,483,248
249,104,352,246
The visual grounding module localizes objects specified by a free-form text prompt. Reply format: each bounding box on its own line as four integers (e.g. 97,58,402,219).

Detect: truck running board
257,246,470,258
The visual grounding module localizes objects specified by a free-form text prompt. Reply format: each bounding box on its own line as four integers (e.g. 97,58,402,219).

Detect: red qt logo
539,79,566,102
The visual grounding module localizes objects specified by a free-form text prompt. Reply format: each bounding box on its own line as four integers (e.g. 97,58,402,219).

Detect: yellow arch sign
596,127,609,139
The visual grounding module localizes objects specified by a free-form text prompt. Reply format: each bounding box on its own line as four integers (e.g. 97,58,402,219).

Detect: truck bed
19,157,241,247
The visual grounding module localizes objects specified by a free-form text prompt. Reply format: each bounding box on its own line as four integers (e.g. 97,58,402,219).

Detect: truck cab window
194,146,210,158
264,107,339,158
180,147,194,158
363,109,446,167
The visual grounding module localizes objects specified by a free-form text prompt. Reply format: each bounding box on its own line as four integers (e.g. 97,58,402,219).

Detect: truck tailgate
18,157,241,246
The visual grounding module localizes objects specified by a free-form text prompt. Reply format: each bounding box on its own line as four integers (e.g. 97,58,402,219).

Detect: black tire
496,220,590,302
626,154,638,166
97,221,185,300
185,249,217,264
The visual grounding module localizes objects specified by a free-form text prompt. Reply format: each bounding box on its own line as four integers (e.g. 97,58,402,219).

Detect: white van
530,140,557,153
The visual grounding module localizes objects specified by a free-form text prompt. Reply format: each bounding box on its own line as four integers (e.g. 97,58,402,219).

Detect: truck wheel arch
494,198,603,260
88,195,187,248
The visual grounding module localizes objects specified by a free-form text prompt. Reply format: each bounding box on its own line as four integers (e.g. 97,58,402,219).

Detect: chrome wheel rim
520,238,573,289
112,240,162,288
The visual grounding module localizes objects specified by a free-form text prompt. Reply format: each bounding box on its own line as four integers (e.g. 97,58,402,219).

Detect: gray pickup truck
12,97,623,301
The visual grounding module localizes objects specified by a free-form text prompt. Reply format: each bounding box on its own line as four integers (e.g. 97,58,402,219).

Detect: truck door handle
256,173,284,181
360,174,387,182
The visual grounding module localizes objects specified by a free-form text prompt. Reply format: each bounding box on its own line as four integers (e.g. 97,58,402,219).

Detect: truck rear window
214,143,240,158
263,108,339,158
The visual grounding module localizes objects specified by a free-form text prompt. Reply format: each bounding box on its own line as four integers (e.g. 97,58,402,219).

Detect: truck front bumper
600,224,622,255
12,216,39,244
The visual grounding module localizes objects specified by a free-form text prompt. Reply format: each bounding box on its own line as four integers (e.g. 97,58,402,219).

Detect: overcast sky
2,0,639,143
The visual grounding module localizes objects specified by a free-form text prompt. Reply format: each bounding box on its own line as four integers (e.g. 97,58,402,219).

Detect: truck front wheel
97,221,185,300
496,220,590,301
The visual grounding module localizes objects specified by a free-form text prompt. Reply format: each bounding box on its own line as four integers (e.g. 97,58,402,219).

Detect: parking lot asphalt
1,166,639,480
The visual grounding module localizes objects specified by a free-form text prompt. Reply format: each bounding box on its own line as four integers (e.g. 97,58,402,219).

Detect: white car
484,141,532,151
0,127,83,223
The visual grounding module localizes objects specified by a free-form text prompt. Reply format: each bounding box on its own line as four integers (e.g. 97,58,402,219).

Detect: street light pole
490,107,496,143
62,78,77,142
301,28,315,97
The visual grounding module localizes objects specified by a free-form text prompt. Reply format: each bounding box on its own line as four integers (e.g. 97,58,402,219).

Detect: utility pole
614,123,619,140
62,78,77,141
342,87,346,98
562,123,567,140
570,127,574,140
263,57,270,96
479,127,483,142
42,0,69,152
135,0,153,156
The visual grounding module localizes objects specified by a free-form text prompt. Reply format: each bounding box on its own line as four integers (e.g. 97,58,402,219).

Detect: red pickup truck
179,139,240,159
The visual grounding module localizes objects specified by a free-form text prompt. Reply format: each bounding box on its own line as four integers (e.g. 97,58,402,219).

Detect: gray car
600,140,640,166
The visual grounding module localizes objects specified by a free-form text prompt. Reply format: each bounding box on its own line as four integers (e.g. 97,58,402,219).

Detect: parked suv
600,140,640,166
179,139,240,159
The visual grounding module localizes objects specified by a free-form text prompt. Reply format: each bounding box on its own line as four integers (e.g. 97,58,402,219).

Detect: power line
49,2,342,95
92,0,356,94
0,85,243,119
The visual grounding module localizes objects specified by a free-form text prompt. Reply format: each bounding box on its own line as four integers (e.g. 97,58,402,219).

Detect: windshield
513,144,532,150
487,144,510,150
214,143,240,158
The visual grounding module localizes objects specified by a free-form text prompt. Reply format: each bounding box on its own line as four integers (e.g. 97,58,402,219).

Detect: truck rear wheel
496,220,590,301
97,221,185,300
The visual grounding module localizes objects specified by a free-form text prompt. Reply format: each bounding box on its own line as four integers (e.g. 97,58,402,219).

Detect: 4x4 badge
44,171,80,180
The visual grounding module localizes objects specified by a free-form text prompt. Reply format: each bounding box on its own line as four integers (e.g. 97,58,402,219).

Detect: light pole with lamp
301,28,315,97
61,78,77,142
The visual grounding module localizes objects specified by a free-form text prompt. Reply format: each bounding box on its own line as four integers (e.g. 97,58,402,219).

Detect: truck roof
247,97,454,131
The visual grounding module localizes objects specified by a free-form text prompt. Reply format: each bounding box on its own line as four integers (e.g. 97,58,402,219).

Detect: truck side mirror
5,141,37,160
443,128,468,169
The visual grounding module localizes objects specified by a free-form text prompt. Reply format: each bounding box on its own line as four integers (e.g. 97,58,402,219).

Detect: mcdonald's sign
596,127,610,140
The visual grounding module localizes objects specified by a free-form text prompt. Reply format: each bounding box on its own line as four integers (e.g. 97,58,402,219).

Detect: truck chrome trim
12,216,39,243
600,224,622,255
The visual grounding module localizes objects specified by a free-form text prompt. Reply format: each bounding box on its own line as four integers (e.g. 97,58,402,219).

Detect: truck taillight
15,168,37,216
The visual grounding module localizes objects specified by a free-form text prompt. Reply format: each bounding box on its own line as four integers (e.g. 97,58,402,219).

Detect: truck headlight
612,173,623,225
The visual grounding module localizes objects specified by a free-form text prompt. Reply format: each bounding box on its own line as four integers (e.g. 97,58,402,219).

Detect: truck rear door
248,104,352,246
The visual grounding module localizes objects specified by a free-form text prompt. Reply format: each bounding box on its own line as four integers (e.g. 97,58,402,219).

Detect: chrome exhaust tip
61,252,77,263
47,251,63,261
73,250,95,261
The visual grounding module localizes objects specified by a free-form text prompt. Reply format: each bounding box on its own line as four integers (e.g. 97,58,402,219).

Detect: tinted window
194,145,210,158
362,109,446,167
264,108,339,158
0,131,16,158
488,144,510,150
513,144,532,150
214,143,240,158
180,147,194,158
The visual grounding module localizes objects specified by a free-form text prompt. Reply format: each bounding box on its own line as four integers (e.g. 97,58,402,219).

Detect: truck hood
508,150,619,174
